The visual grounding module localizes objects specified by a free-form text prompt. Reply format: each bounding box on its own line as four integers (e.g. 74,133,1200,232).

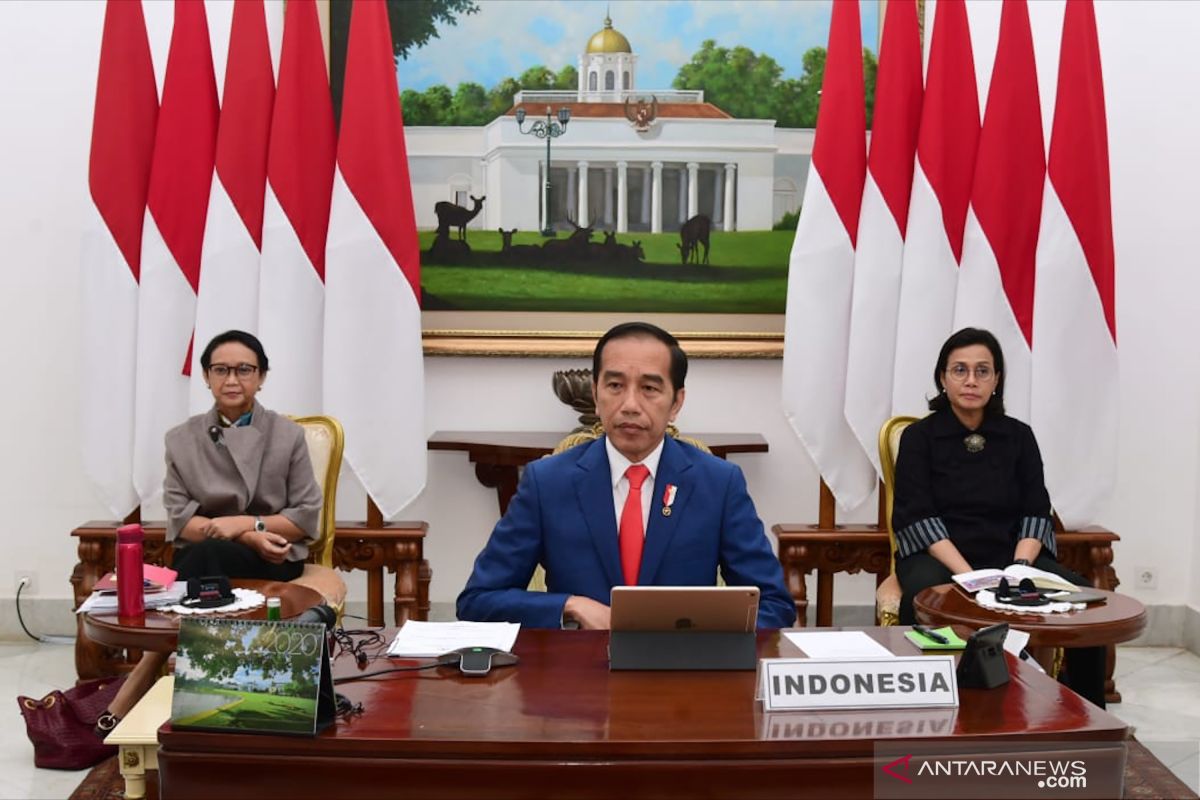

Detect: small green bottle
266,597,281,621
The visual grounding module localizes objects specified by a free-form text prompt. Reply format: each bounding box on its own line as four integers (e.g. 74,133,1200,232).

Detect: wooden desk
429,430,768,514
157,628,1129,799
82,579,323,654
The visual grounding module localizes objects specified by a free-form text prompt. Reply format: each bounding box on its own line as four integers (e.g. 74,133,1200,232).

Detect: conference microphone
294,602,338,631
208,425,224,447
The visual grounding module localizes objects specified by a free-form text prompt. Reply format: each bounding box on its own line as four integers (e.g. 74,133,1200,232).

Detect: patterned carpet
68,738,1194,800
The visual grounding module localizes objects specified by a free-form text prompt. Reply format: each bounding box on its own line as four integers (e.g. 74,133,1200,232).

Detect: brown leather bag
18,676,124,770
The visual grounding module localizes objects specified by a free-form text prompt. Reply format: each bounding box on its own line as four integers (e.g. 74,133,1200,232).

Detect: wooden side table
105,675,174,800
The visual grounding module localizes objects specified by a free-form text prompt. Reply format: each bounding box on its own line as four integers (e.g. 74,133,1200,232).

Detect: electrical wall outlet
14,571,34,594
1135,567,1157,590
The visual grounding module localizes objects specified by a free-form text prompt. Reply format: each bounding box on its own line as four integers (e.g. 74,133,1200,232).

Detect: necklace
964,433,986,453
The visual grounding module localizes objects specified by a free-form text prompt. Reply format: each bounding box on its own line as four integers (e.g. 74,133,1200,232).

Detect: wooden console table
71,510,429,680
429,430,768,514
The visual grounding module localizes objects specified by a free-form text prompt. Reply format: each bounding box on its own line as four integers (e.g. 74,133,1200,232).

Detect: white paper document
783,630,896,659
75,581,189,614
386,620,521,658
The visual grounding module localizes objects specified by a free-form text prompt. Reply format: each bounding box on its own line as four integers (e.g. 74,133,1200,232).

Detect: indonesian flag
891,0,980,416
324,0,426,517
844,0,922,476
953,0,1045,421
189,0,275,412
258,0,335,415
81,0,158,518
1032,0,1117,527
781,0,875,511
132,0,219,504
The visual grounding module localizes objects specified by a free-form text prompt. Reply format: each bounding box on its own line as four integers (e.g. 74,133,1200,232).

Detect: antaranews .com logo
875,742,1124,799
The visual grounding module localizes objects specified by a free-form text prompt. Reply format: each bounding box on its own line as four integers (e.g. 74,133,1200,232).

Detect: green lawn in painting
174,688,316,733
418,229,791,313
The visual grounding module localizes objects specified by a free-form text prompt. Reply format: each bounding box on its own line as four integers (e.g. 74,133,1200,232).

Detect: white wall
0,1,1198,627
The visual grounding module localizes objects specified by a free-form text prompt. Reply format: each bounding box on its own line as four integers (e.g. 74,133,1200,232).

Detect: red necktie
619,464,650,585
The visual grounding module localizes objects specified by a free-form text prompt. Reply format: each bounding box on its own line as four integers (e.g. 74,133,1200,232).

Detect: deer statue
434,195,486,243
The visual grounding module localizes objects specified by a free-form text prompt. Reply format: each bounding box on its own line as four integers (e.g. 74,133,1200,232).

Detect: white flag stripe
781,168,876,510
258,184,325,415
324,170,426,517
953,209,1033,421
845,174,905,475
891,163,959,416
190,178,263,413
81,207,140,517
133,215,196,504
1032,185,1117,528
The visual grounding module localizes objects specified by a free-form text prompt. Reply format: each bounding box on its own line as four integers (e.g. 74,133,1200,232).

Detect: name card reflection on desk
759,657,959,712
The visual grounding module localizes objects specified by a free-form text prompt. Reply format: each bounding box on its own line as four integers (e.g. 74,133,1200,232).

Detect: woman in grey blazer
165,330,322,581
96,330,322,735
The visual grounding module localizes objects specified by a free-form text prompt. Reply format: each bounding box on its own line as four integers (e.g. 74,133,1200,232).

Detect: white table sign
759,656,959,712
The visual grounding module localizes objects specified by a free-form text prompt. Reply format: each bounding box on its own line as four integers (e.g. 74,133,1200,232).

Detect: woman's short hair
929,327,1005,416
200,330,269,374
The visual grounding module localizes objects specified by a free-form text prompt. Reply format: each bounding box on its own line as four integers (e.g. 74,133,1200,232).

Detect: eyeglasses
208,363,259,380
945,364,996,383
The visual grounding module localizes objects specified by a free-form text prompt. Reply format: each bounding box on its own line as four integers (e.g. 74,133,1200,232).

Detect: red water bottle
116,523,145,619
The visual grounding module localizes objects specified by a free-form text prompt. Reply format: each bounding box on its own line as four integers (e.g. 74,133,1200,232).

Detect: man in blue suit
457,322,796,630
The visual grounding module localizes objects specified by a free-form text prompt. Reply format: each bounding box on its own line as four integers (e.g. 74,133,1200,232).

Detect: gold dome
585,15,632,54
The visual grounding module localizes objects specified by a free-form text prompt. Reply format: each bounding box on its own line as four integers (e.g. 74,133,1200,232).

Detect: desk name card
759,656,959,712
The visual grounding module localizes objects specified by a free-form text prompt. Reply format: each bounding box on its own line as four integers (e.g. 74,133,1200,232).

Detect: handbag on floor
18,676,125,770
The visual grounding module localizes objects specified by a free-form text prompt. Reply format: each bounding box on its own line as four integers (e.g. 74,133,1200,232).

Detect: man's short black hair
592,321,687,394
200,330,269,374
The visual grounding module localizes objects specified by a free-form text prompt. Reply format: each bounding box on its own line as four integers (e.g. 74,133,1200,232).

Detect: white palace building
403,15,815,234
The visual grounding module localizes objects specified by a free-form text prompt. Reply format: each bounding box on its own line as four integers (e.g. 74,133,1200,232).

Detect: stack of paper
386,620,520,658
76,580,188,614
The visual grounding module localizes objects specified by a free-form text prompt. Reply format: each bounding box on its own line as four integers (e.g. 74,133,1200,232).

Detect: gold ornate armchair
289,415,348,613
875,415,919,626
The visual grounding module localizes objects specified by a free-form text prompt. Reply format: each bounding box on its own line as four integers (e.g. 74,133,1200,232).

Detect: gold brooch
964,433,986,453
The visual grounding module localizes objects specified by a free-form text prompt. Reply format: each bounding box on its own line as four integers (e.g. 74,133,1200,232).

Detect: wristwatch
1013,558,1032,567
254,516,266,533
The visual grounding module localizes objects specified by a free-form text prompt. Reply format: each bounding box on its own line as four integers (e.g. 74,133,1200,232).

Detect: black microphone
294,602,338,631
208,425,224,446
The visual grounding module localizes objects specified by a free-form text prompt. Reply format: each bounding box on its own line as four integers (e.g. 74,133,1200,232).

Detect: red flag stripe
89,0,158,280
146,0,219,295
269,0,336,279
970,0,1045,345
1049,0,1116,341
216,0,274,250
867,0,922,235
809,0,865,246
917,0,979,263
337,0,421,298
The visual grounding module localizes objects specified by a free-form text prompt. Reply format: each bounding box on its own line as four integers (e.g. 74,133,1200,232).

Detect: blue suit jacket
456,436,796,629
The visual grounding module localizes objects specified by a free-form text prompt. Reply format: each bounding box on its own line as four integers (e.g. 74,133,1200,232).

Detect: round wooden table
913,583,1147,649
82,579,323,654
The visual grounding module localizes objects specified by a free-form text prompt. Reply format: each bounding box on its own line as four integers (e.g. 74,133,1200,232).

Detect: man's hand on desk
563,596,611,630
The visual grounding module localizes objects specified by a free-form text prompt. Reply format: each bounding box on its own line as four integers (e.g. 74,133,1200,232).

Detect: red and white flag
953,0,1045,421
781,0,875,510
133,0,219,504
82,0,158,518
258,0,335,415
189,0,275,412
324,0,426,517
891,0,980,416
844,0,922,475
1032,0,1117,526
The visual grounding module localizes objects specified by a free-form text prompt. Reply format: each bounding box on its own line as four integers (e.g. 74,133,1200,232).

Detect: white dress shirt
605,436,664,537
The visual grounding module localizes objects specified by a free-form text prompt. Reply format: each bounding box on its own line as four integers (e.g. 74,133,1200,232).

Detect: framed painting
328,0,881,357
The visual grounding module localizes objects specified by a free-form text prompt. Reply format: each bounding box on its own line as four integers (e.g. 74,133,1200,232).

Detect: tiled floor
2,641,1197,799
